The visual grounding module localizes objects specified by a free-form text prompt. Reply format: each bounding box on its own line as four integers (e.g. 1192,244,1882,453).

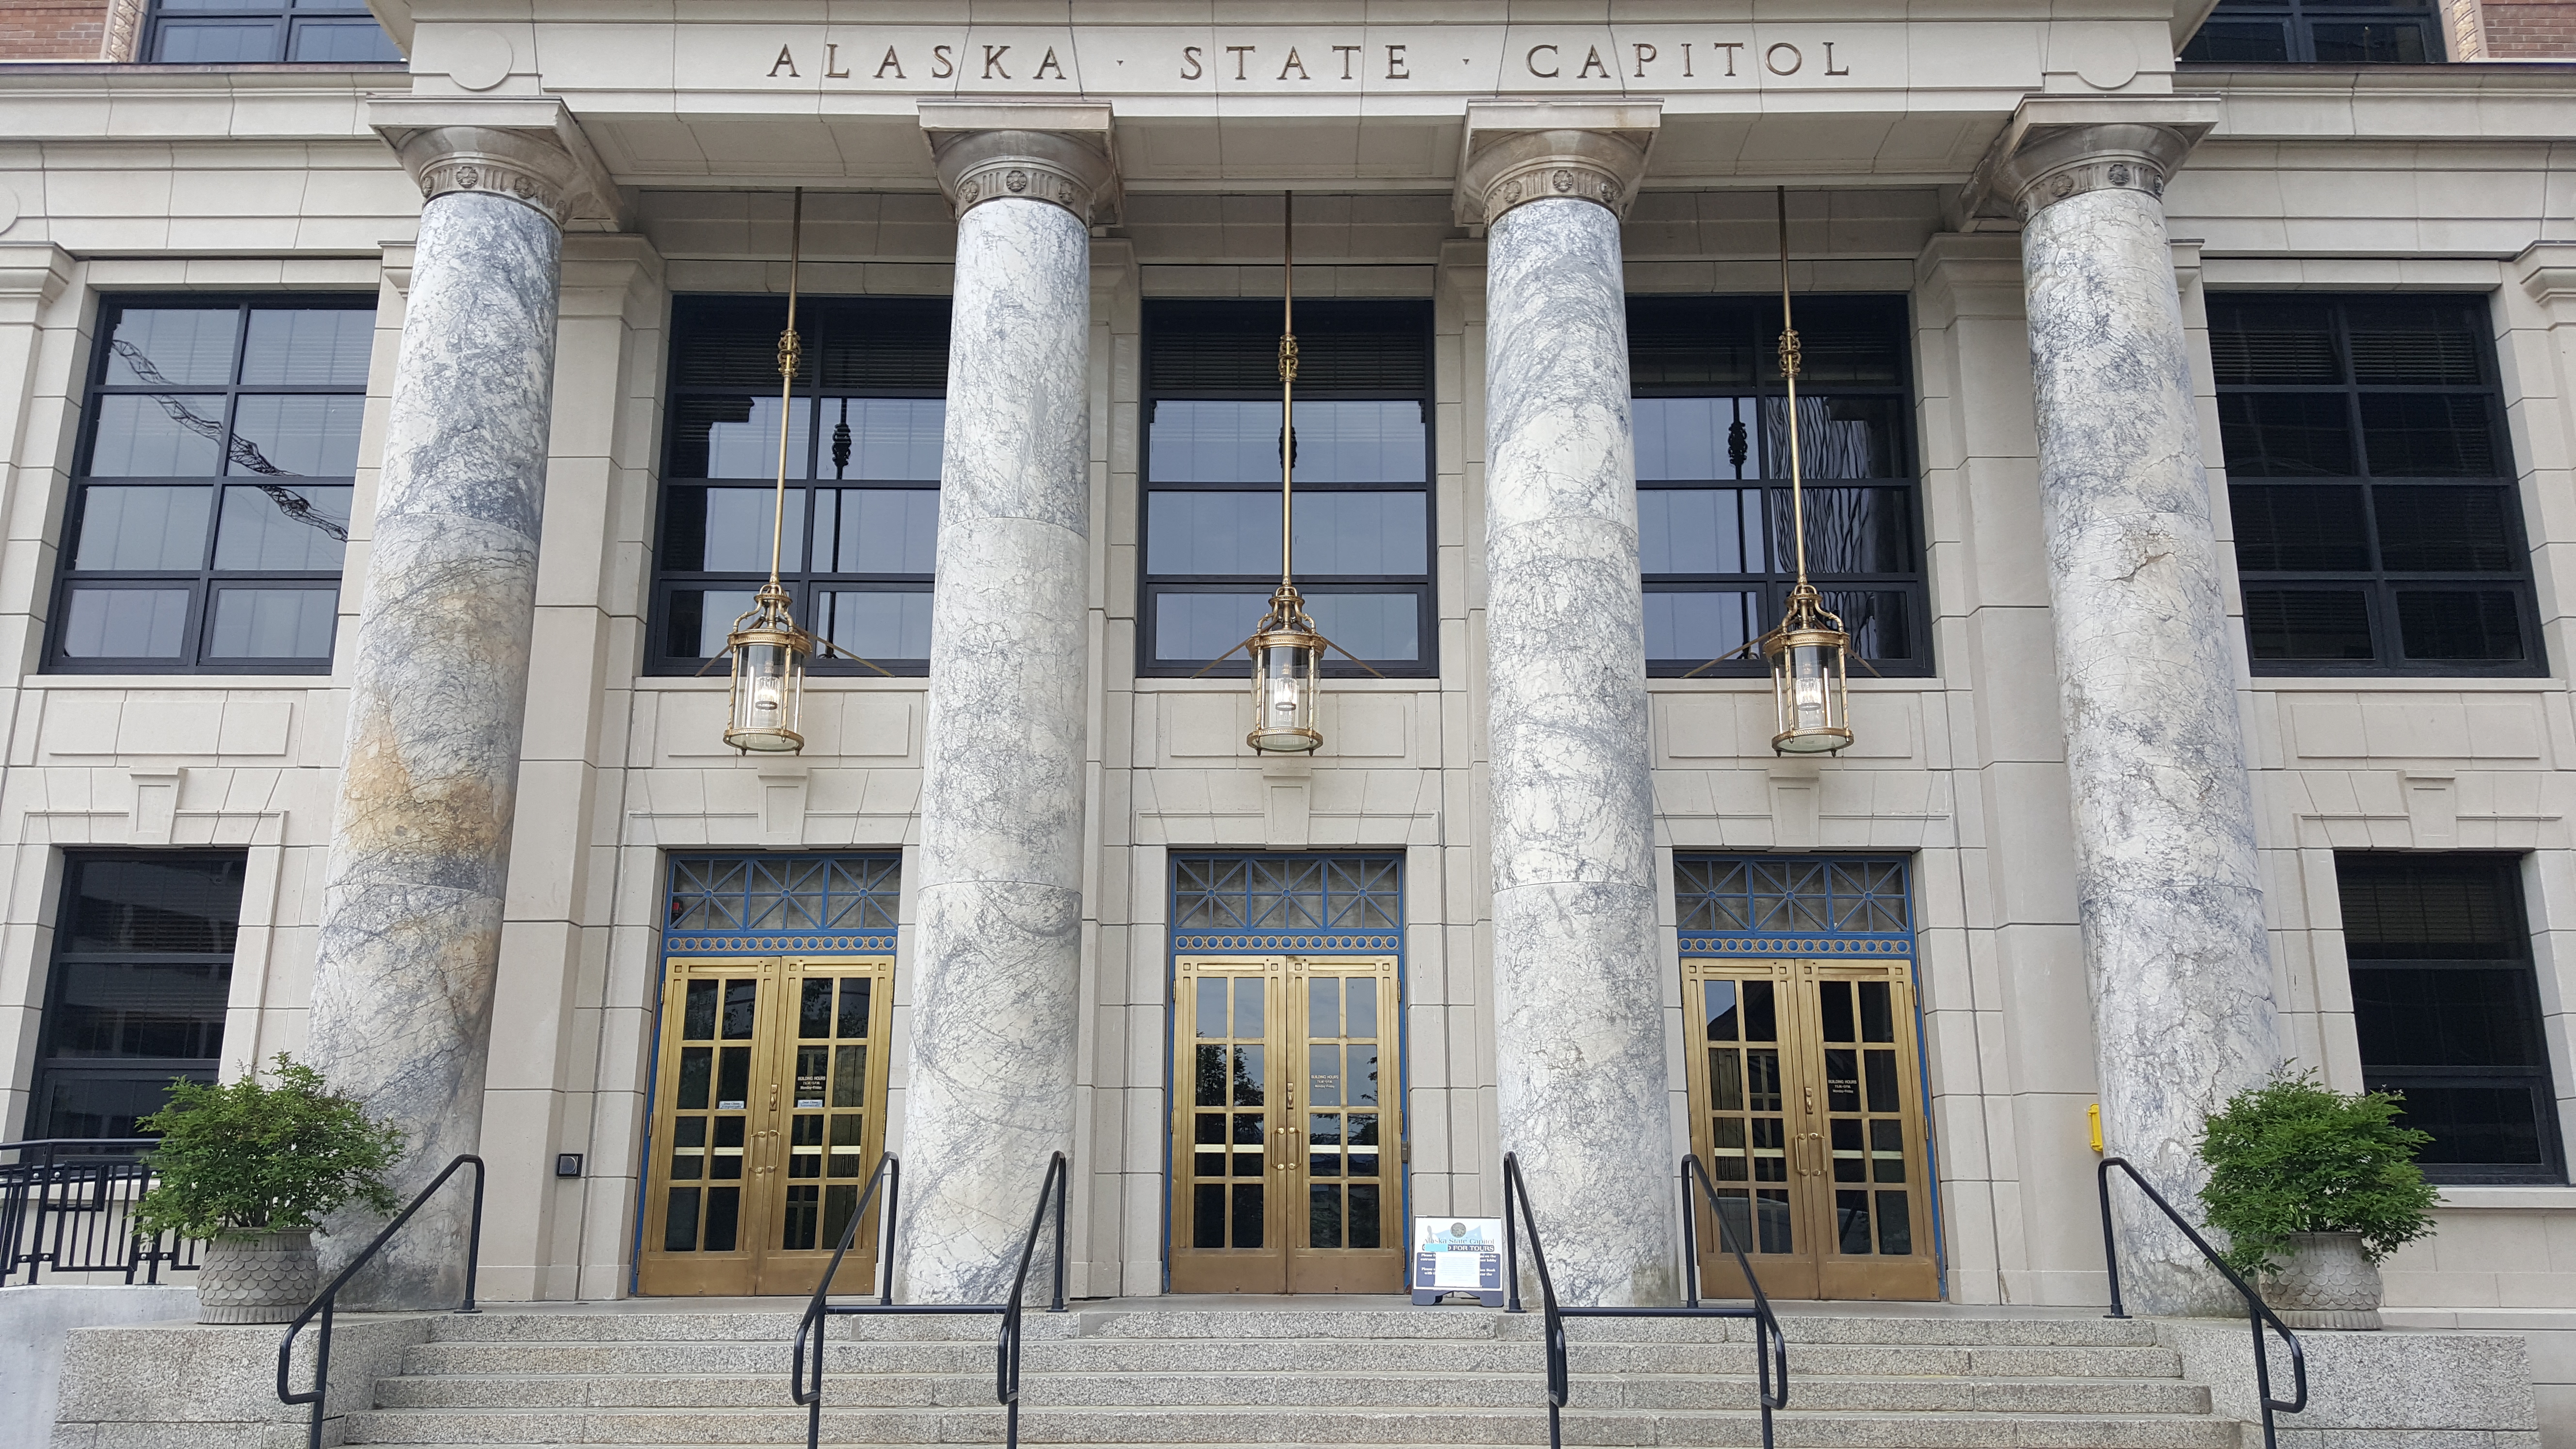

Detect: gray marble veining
895,193,1093,1304
2021,184,2283,1315
1482,196,1676,1307
303,189,562,1308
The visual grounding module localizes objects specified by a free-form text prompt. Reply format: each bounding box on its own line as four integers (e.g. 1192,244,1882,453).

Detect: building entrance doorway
1682,955,1937,1300
637,953,894,1296
1169,953,1404,1293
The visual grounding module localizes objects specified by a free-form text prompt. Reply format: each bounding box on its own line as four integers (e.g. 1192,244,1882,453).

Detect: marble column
1464,120,1675,1307
894,121,1113,1304
303,119,589,1306
1991,104,2284,1314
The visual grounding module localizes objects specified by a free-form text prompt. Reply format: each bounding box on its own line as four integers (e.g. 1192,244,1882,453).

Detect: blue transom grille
1172,854,1401,952
664,854,900,954
1677,855,1912,956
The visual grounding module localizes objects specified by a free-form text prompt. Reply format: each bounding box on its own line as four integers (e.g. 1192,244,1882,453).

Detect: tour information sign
1410,1217,1504,1306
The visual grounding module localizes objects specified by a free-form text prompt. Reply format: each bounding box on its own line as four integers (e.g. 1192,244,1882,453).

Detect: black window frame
1138,298,1438,680
139,0,404,64
1629,293,1931,678
24,851,247,1143
49,293,375,676
2181,0,2446,64
2334,853,2566,1185
2210,292,2541,678
647,294,952,679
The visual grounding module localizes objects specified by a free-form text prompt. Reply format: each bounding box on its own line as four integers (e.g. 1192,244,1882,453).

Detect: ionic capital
1962,95,2220,227
1456,101,1659,226
370,97,619,231
921,101,1120,225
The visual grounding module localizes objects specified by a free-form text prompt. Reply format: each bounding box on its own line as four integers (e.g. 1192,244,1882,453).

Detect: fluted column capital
370,96,620,230
921,100,1120,225
1455,100,1658,226
1961,94,2220,227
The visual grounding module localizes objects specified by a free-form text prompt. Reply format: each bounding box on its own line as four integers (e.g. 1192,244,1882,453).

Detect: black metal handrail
1680,1154,1789,1420
791,1151,1069,1449
276,1154,485,1449
0,1137,202,1286
1501,1153,1787,1449
2097,1155,2307,1449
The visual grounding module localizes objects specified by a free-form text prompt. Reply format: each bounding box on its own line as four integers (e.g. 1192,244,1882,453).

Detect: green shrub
2197,1071,2439,1277
131,1053,406,1240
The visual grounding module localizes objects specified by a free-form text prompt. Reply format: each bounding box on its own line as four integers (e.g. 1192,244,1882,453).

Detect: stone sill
2246,675,2566,693
2435,1184,2576,1210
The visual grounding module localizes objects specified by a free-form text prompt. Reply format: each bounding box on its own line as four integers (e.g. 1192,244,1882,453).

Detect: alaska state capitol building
4,0,2576,1441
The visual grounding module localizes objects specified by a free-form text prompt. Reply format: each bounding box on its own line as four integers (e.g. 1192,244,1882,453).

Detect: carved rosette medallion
2011,154,2168,222
389,124,590,229
1977,113,2212,226
1456,125,1652,226
943,151,1107,222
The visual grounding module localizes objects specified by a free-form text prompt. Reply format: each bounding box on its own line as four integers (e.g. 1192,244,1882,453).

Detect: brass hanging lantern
1730,187,1856,755
1198,192,1376,752
719,188,885,753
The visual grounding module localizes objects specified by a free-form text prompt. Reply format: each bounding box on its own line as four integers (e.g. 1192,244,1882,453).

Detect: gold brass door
1169,955,1404,1293
1682,957,1938,1301
638,954,894,1296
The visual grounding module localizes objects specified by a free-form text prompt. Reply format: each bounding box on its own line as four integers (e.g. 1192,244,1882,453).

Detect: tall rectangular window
27,853,245,1141
142,0,402,63
2337,854,2564,1184
1629,295,1927,676
2181,0,2443,63
2211,294,2538,675
651,296,950,677
51,298,372,674
1141,300,1434,677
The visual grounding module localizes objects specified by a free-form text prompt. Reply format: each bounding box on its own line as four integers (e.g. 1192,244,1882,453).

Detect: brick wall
0,0,115,59
2483,0,2576,57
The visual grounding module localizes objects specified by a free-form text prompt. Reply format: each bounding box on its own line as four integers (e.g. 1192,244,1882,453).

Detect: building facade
2,0,2573,1380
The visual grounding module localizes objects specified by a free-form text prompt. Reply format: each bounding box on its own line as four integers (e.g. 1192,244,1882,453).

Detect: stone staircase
335,1302,2244,1448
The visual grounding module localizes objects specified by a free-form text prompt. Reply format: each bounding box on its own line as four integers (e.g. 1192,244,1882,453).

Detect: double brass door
1682,957,1938,1301
1170,955,1404,1293
638,954,894,1296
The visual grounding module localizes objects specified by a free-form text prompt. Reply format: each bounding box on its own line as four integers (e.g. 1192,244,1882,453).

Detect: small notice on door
1410,1217,1504,1306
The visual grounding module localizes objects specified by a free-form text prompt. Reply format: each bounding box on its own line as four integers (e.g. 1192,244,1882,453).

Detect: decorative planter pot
2260,1230,2383,1331
196,1228,320,1324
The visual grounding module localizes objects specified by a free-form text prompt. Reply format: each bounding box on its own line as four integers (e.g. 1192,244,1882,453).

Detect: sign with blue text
1410,1216,1504,1306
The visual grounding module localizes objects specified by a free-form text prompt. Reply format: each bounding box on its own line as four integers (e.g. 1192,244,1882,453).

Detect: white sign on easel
1410,1216,1504,1305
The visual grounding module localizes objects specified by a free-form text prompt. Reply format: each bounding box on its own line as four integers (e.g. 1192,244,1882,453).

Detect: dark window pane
1821,590,1913,660
2375,486,2518,572
41,1072,213,1140
1788,489,1915,575
1645,590,1761,663
2396,590,2523,660
1635,398,1760,482
2376,1083,2548,1167
60,587,192,659
1154,590,1275,663
661,487,805,573
228,395,364,477
2338,855,2523,959
2309,21,2430,62
669,395,810,481
1640,489,1766,575
74,486,213,571
1764,396,1903,481
213,483,352,571
1149,401,1426,484
152,19,283,61
814,398,944,482
286,16,402,61
2208,298,2340,384
1146,299,1429,395
2364,394,2496,478
2230,484,2368,571
106,309,239,386
1306,594,1418,661
88,395,226,477
672,300,802,389
205,586,337,659
1147,490,1427,577
240,309,374,386
813,488,937,574
2217,393,2356,478
2347,303,2485,386
814,590,933,661
664,587,759,660
66,856,245,953
2352,967,2544,1068
2243,589,2374,660
2181,19,2293,63
46,961,230,1058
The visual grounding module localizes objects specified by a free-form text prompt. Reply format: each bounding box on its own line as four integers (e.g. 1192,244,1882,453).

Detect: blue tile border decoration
1680,933,1912,957
663,931,898,956
1171,931,1401,954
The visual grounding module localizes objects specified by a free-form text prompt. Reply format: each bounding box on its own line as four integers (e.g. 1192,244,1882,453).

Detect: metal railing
2096,1155,2307,1449
791,1151,1070,1449
1500,1153,1789,1449
0,1137,202,1287
276,1154,486,1449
